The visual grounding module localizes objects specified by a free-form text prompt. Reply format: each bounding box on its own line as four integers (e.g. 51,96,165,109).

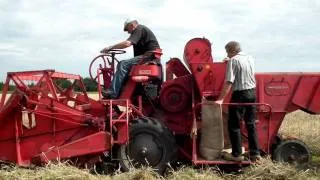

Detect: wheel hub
128,134,163,167
140,147,148,157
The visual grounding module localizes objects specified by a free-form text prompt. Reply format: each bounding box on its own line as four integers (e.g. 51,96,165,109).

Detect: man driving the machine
100,18,160,99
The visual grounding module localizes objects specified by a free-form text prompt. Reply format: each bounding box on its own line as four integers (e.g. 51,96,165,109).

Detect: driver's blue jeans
106,55,143,98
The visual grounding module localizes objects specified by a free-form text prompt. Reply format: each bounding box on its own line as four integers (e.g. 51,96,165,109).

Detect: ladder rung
111,119,127,124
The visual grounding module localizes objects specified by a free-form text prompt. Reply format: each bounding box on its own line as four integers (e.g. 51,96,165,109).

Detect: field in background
87,92,100,100
280,111,320,155
0,93,319,179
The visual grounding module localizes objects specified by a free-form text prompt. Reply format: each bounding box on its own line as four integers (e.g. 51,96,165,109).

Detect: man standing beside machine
216,41,261,162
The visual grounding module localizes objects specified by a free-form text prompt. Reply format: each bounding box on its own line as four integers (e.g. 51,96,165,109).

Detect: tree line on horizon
0,77,98,92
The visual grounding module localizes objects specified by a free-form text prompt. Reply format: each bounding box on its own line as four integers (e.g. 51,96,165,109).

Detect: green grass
312,155,320,164
313,155,320,160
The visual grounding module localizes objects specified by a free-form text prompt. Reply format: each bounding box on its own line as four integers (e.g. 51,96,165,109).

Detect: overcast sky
0,0,319,81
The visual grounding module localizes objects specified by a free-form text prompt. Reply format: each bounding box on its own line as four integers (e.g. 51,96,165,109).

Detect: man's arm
101,40,132,53
217,81,232,101
216,58,234,103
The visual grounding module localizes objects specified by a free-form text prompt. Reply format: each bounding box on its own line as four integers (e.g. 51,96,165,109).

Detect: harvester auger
0,38,319,173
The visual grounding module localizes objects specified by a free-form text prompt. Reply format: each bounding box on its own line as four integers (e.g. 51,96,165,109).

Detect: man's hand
190,121,197,137
215,99,223,104
100,46,112,53
223,57,230,62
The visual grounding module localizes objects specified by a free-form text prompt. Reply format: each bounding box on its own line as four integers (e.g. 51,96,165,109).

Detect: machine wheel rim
273,139,311,166
117,117,177,174
126,132,164,167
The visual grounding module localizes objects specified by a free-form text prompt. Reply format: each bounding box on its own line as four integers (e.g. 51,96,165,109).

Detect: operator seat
131,48,163,82
119,48,163,99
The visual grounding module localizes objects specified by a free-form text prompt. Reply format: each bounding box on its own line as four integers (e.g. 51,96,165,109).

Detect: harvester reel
272,139,311,166
117,117,177,174
89,49,125,85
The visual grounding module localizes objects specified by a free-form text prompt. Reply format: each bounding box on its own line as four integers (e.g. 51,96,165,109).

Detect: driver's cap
123,18,136,31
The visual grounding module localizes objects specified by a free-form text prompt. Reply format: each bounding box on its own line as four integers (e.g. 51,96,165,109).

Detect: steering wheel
105,49,126,55
89,49,126,86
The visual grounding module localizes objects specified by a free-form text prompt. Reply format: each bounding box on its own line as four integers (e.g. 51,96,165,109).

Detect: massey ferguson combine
0,38,319,173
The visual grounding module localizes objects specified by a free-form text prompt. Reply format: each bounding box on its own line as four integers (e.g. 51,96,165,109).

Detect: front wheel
117,117,177,173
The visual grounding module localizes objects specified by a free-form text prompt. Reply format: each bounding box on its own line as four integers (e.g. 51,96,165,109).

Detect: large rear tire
272,139,311,166
117,117,177,173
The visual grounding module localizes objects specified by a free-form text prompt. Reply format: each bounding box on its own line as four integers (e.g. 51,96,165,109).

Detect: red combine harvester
0,38,319,173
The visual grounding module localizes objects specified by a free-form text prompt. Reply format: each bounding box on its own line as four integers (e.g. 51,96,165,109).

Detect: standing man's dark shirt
127,25,160,56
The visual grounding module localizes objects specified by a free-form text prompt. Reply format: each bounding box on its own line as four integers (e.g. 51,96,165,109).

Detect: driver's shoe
102,89,116,99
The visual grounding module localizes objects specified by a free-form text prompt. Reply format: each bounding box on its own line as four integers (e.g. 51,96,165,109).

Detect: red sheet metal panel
32,132,111,164
184,38,213,65
308,79,320,113
189,63,226,97
166,58,190,80
292,76,320,113
256,73,301,112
